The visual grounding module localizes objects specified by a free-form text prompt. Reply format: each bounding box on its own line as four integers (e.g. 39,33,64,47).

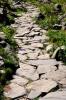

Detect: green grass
15,7,27,15
24,0,66,29
47,30,66,46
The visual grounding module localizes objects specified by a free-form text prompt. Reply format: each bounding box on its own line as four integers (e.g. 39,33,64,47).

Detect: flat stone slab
16,64,39,80
4,83,26,99
27,79,57,99
11,75,29,86
41,70,66,82
39,90,66,100
27,52,39,59
38,54,50,60
16,27,30,36
31,43,43,48
26,59,59,66
37,65,57,74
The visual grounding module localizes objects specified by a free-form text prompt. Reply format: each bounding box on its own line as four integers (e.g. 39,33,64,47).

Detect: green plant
47,30,66,46
0,84,5,100
2,26,17,50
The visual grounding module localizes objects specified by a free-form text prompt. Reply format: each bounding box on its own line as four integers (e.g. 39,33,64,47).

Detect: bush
0,85,4,100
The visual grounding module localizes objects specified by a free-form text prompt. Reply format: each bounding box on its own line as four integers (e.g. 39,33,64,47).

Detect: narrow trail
4,2,66,100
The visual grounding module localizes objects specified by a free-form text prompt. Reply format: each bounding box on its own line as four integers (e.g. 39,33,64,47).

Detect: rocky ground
4,2,66,100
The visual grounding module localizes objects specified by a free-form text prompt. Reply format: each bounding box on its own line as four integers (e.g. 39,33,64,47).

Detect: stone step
27,79,58,99
39,90,66,100
26,59,59,66
4,83,26,99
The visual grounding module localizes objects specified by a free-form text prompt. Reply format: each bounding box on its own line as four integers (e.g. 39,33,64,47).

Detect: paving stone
16,64,39,80
38,53,50,59
41,70,66,82
11,75,29,86
29,31,40,36
59,64,66,72
37,65,57,74
17,54,27,61
39,90,66,100
31,43,43,48
16,27,30,36
4,83,26,99
32,27,41,32
26,59,59,66
27,79,57,99
27,52,39,59
59,78,66,87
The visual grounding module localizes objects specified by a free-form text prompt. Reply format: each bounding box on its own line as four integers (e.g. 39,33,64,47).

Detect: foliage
24,0,66,29
0,84,4,100
47,30,66,46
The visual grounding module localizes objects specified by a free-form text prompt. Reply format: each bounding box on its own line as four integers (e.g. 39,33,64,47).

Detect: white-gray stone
27,52,39,59
39,90,66,100
26,59,59,66
4,83,26,99
16,64,39,80
38,53,50,59
41,70,66,82
37,65,57,74
31,43,43,48
11,75,29,86
27,79,57,99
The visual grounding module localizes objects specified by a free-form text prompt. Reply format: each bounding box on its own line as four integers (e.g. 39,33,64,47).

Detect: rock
16,64,39,80
37,65,57,74
53,24,62,30
27,79,57,99
31,43,43,48
59,64,66,72
38,53,50,59
39,90,66,100
59,78,66,87
32,27,41,32
27,52,39,59
11,24,18,28
29,31,40,36
41,70,66,82
46,44,53,52
11,75,29,86
4,83,26,99
17,54,27,62
26,59,59,66
54,4,62,12
16,27,30,36
0,32,5,40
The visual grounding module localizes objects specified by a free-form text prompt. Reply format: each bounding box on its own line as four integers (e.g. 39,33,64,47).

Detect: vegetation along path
4,2,66,100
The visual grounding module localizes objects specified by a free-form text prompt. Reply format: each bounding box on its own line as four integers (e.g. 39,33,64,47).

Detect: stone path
4,2,66,100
